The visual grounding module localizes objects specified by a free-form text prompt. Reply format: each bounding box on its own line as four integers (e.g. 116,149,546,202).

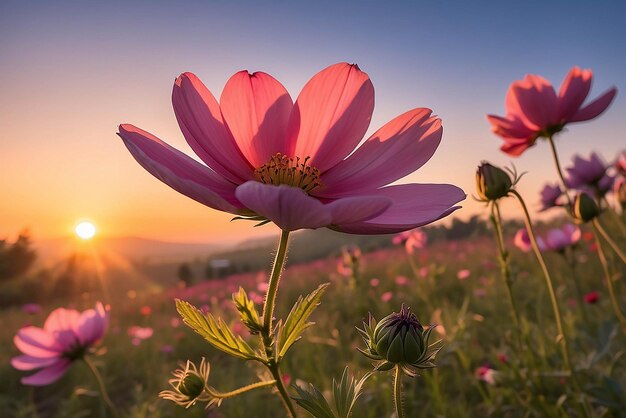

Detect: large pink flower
118,63,465,233
11,303,109,386
487,67,617,156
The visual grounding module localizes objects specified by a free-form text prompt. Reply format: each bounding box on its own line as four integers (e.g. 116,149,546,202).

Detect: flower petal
500,137,537,157
331,184,465,234
507,75,558,130
76,303,110,346
557,67,592,122
21,359,71,386
118,124,241,213
319,108,441,197
14,327,62,358
487,114,536,140
326,195,392,225
220,71,293,167
570,87,617,123
172,72,253,182
235,182,332,231
11,355,60,371
288,63,374,172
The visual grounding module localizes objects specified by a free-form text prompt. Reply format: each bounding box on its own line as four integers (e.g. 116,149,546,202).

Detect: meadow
1,214,625,417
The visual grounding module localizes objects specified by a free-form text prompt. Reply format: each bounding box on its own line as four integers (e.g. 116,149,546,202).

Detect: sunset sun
75,221,96,240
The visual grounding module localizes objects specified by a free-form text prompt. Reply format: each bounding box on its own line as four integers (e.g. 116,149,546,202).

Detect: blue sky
1,0,624,241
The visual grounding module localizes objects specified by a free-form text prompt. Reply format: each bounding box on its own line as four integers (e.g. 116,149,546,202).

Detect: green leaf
176,299,261,361
333,368,371,418
277,283,329,359
232,287,263,334
293,383,337,418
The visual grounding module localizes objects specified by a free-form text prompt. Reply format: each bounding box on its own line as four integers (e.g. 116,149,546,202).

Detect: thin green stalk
263,230,291,333
207,380,277,400
594,219,626,266
565,256,589,325
260,230,297,418
268,362,298,418
511,190,590,417
591,224,626,329
394,365,405,418
83,357,120,418
547,135,572,207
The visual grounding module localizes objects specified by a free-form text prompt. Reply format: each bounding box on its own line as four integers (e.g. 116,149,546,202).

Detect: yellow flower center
254,153,322,193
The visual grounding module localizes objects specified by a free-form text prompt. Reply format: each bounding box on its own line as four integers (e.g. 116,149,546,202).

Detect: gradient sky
1,0,625,244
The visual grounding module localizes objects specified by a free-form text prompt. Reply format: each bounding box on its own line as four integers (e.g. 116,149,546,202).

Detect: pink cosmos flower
393,229,427,254
118,63,465,233
538,183,563,211
380,291,393,302
457,269,471,280
565,152,613,196
514,228,546,252
544,223,581,252
11,302,109,386
369,278,380,287
22,303,42,315
584,291,599,304
395,275,408,286
475,364,497,385
488,67,617,156
128,326,154,346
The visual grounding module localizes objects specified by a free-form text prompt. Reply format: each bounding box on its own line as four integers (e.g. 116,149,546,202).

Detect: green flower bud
373,305,425,365
476,162,512,201
573,192,600,223
160,358,212,408
178,370,206,399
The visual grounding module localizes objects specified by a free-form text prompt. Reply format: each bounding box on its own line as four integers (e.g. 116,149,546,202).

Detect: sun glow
75,221,96,240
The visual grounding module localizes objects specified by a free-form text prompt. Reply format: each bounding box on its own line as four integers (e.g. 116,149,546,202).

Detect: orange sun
75,221,96,240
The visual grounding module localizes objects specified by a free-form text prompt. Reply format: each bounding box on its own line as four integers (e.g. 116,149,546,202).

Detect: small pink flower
393,229,427,254
170,317,181,328
160,344,174,354
369,278,380,287
139,306,152,316
544,223,581,251
128,326,153,345
514,228,547,252
11,302,110,386
118,63,465,234
395,275,408,286
457,269,471,280
257,282,269,293
488,67,617,156
497,353,509,364
418,267,429,278
21,303,42,315
381,291,393,302
584,291,599,304
476,364,497,385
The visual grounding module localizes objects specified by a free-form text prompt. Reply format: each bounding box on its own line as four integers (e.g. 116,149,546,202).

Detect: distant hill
34,236,225,264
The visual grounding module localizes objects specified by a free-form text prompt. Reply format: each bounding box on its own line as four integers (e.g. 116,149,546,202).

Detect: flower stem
260,230,297,417
206,379,276,400
593,219,626,266
394,365,405,418
83,357,120,418
547,135,572,207
591,223,626,329
263,230,291,333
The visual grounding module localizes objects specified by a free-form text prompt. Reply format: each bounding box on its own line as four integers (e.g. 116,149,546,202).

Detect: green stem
268,362,298,418
547,135,572,207
566,256,589,325
394,365,405,418
263,230,291,333
512,191,570,364
260,230,297,418
594,219,626,266
591,223,626,329
83,357,120,418
206,379,276,400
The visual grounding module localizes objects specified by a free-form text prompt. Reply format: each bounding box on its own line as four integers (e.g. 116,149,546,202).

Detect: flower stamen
255,153,322,193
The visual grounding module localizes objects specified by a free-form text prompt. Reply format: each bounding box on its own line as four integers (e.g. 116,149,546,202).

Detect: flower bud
476,162,512,201
373,305,425,364
572,192,600,223
160,358,211,408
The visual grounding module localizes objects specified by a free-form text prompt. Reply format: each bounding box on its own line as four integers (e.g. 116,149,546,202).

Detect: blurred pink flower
160,344,174,354
514,228,547,252
395,275,408,286
369,278,380,287
487,67,617,156
393,229,427,254
544,223,581,252
21,303,42,315
11,302,110,386
128,326,153,346
616,151,626,177
257,282,269,293
566,152,607,188
539,183,563,211
474,288,487,298
381,291,393,302
139,306,152,316
584,291,599,304
457,269,471,280
118,63,464,233
418,267,429,278
170,317,181,328
475,364,497,385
